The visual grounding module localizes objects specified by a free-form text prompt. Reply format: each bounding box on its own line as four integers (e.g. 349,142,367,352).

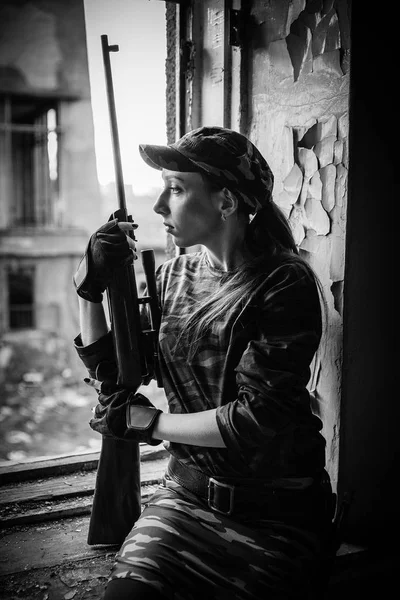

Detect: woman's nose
153,191,169,215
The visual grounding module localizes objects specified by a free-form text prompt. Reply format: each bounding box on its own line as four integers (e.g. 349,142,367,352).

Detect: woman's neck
204,249,243,272
204,221,248,272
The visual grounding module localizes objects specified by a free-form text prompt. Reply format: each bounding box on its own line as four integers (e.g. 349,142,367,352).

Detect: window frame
0,94,61,229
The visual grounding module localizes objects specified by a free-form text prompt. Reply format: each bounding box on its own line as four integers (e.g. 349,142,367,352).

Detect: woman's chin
170,233,201,249
172,236,189,248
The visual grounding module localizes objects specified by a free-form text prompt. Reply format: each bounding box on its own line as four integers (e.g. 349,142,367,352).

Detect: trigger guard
95,360,118,383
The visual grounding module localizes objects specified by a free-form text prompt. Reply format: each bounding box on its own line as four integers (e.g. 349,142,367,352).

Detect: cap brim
139,144,200,173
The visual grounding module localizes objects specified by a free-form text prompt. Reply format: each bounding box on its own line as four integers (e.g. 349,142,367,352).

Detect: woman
74,126,334,600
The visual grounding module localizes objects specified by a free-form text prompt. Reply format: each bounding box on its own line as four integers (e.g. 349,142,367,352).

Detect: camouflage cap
139,126,274,214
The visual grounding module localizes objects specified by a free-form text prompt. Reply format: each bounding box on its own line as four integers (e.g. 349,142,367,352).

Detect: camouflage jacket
156,252,325,480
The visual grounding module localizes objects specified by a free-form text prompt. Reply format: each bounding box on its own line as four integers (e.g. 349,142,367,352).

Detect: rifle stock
87,35,162,546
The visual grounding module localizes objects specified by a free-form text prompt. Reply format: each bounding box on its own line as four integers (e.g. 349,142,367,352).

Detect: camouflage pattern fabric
106,252,329,598
139,126,274,214
110,477,325,599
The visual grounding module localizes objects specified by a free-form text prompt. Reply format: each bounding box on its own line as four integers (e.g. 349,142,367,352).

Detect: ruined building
0,0,101,378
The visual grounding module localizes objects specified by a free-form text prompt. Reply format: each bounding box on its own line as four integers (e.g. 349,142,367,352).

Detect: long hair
179,180,325,360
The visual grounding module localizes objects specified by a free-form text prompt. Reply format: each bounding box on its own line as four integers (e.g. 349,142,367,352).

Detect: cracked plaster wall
247,0,351,485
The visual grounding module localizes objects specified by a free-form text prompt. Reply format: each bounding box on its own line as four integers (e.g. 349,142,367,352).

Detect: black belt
167,456,330,521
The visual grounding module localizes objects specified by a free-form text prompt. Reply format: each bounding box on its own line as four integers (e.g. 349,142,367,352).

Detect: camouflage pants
108,477,325,599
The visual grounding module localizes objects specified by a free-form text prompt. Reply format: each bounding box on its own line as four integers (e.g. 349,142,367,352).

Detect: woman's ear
219,188,239,218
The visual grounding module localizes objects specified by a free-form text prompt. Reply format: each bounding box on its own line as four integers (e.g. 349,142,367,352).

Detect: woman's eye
169,185,182,194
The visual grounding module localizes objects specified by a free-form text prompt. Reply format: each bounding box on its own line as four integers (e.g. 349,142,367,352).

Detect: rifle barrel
101,34,127,215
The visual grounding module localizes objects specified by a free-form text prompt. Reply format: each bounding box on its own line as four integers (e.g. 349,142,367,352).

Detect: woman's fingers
84,377,101,392
118,221,138,234
84,378,102,414
126,238,138,255
117,222,138,258
84,377,121,398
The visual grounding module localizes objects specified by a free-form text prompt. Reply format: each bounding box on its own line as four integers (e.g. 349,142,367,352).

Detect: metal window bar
9,304,35,329
34,114,50,226
12,130,35,225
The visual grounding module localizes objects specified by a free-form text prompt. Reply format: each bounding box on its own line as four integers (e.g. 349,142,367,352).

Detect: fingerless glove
90,390,162,446
73,219,133,303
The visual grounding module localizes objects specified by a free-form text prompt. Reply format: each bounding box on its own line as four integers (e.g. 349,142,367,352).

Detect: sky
83,0,167,194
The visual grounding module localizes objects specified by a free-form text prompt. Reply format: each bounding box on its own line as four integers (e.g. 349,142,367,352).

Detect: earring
221,213,227,222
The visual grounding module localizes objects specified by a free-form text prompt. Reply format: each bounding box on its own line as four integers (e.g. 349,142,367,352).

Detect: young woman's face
153,170,223,248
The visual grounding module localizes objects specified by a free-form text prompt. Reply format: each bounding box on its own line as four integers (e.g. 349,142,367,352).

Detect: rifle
87,34,162,546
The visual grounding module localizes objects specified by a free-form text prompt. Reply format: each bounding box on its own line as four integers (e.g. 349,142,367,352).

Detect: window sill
0,444,168,598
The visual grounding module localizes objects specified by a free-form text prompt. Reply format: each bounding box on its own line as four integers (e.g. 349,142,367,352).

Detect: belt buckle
208,477,235,516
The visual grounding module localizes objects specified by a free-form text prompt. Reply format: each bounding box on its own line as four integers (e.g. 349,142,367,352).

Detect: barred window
7,265,35,329
0,96,60,227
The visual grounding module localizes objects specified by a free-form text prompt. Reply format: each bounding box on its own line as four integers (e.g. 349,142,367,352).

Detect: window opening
0,0,168,467
7,265,35,329
0,96,60,227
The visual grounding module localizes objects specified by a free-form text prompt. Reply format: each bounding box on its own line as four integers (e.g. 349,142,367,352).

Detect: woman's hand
85,378,163,446
73,220,138,303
